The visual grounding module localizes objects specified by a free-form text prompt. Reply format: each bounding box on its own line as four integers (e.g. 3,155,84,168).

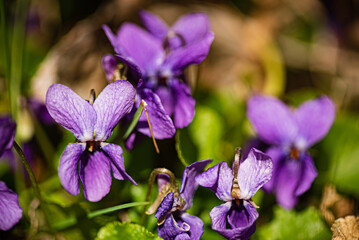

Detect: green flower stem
53,202,150,231
0,0,10,93
10,0,29,120
175,130,188,167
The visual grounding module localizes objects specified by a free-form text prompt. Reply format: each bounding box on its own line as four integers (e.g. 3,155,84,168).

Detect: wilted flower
46,80,137,201
247,95,335,209
102,11,214,147
0,181,23,231
147,159,212,240
196,148,272,240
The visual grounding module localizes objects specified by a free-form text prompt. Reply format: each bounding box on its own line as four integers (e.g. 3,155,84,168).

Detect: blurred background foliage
1,0,359,239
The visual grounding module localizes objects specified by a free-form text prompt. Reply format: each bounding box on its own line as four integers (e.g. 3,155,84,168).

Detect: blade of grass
122,102,144,140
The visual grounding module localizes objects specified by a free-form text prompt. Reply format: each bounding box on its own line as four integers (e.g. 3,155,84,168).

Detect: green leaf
95,222,161,240
254,207,331,240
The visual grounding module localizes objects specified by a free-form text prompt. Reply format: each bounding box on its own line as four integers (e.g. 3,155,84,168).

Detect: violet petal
154,86,175,116
157,211,191,240
247,95,297,146
117,23,164,72
295,154,317,197
0,181,22,231
294,96,335,149
46,84,96,142
79,150,112,202
94,80,135,141
139,10,169,41
102,54,118,82
196,162,233,202
162,32,214,73
136,89,176,139
157,173,170,192
171,79,196,128
274,159,302,209
102,25,122,54
180,212,204,240
115,54,144,87
155,192,174,221
209,201,232,232
237,148,273,200
172,13,211,46
101,143,137,185
262,147,285,193
58,143,85,196
180,159,212,210
0,116,16,157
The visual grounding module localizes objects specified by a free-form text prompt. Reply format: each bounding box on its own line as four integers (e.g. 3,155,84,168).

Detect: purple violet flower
148,159,212,240
102,12,214,140
46,80,137,202
247,95,335,209
0,181,23,231
196,148,273,240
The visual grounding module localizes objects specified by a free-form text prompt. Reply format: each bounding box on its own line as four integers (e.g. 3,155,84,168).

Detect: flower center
86,141,100,152
289,147,300,160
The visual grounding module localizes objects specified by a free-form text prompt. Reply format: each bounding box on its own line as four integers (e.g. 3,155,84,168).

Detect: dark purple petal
157,211,191,240
139,10,169,41
157,173,170,192
79,150,112,202
94,80,135,141
46,84,96,142
237,148,273,200
209,201,232,232
0,181,22,231
0,116,16,157
295,154,317,197
115,54,144,87
247,95,297,146
294,96,335,149
222,201,258,240
137,89,176,139
262,147,285,193
155,192,174,221
117,23,165,72
172,13,211,46
196,162,233,202
162,32,214,73
180,159,212,210
102,54,118,82
27,98,54,124
101,143,137,185
170,79,195,128
154,86,175,116
180,212,204,240
58,143,85,196
274,158,302,209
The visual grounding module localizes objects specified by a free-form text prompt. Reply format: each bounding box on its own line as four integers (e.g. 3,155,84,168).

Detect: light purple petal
171,79,195,128
237,148,273,200
274,159,302,209
180,213,204,240
262,147,285,193
162,32,214,73
180,159,212,210
115,54,144,87
102,54,118,82
101,143,137,185
294,96,335,149
155,192,174,221
102,25,122,54
196,162,233,202
0,181,22,231
220,201,258,240
209,201,232,232
117,23,164,72
139,10,169,41
46,84,96,142
94,80,135,141
137,89,176,139
247,95,297,146
0,116,16,157
58,143,85,196
172,13,210,46
79,150,112,202
295,154,317,197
